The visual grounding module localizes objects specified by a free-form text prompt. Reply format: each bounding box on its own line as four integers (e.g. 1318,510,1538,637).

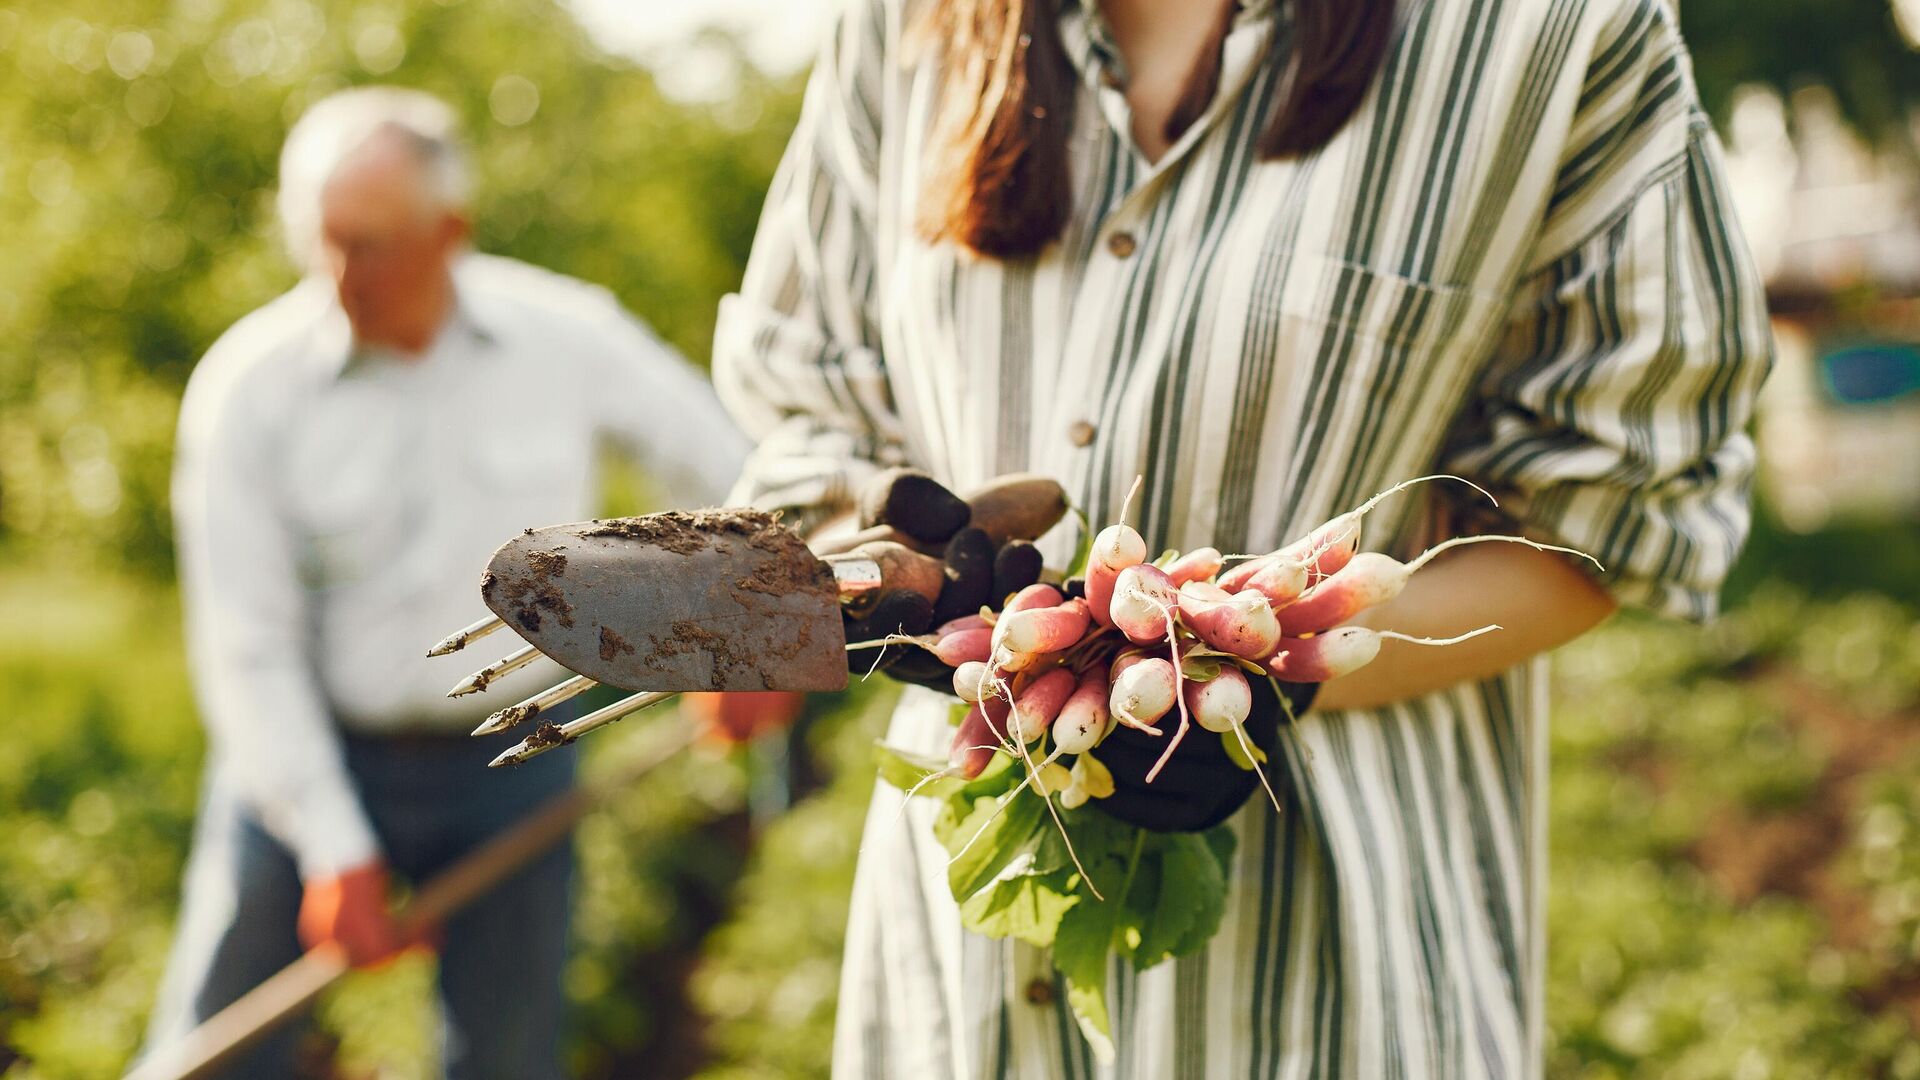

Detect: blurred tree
0,0,797,577
1679,0,1920,148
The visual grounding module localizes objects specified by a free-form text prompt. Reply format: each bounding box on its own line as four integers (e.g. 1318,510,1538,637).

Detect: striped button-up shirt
714,0,1771,1075
174,254,748,877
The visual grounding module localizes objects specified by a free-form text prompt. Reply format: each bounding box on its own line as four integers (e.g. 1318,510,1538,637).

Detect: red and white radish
1276,518,1360,578
1009,667,1077,743
930,627,992,667
1241,558,1310,610
1282,535,1606,636
992,597,1090,655
1165,546,1223,586
936,613,992,637
1217,553,1276,593
1004,582,1065,613
1052,668,1113,754
1109,563,1179,646
1276,473,1504,581
978,690,1013,742
952,660,990,702
1265,623,1504,682
1085,523,1146,628
1109,654,1177,730
1177,581,1281,660
948,704,999,778
1184,666,1253,733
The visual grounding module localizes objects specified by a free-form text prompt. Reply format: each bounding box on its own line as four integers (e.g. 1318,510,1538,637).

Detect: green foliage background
2,0,1918,1077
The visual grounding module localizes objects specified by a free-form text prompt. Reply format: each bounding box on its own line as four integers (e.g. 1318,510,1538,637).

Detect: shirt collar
314,254,498,379
1060,0,1279,91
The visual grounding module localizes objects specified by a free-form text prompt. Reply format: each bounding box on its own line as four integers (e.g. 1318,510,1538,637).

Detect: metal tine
427,614,507,658
446,642,545,698
470,674,600,737
488,690,677,768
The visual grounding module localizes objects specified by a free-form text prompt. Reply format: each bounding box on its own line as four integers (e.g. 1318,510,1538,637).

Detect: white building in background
1727,87,1920,531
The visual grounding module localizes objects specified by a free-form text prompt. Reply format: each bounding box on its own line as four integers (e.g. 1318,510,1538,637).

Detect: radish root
1376,624,1503,647
1402,533,1605,575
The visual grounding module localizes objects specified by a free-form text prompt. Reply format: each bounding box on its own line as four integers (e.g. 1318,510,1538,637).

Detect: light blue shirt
173,253,749,876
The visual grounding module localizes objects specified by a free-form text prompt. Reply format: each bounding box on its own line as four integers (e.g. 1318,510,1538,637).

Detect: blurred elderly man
142,87,749,1078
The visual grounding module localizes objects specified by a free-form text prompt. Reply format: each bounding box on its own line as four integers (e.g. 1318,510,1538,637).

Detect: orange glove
298,860,408,969
683,691,807,745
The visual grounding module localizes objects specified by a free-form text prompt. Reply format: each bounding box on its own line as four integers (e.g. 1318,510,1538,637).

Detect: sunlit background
2,2,1918,1077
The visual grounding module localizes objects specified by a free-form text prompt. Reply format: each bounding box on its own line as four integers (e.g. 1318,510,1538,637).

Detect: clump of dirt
525,549,568,577
485,543,576,634
733,546,833,598
523,721,570,750
582,507,792,557
600,626,636,662
493,704,537,728
662,618,758,690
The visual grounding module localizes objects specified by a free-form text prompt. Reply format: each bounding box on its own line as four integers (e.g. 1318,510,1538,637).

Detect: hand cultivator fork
431,477,1069,766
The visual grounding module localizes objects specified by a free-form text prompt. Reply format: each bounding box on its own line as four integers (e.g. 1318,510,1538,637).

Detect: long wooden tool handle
126,724,696,1080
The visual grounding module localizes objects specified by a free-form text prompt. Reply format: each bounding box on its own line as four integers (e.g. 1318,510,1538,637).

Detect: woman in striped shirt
714,0,1771,1075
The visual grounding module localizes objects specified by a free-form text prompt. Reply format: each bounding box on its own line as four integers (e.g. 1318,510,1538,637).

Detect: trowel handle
813,473,1070,556
823,541,946,607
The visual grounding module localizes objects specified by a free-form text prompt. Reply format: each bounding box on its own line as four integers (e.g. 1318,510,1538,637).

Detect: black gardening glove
843,470,1045,692
1093,678,1318,832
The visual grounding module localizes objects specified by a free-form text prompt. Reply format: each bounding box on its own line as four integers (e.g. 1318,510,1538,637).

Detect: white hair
277,86,472,267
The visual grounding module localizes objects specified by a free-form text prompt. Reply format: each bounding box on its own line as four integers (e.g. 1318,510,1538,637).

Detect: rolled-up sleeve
712,0,907,531
1442,0,1773,622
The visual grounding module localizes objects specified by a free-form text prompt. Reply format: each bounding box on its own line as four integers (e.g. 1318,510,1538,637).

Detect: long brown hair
915,0,1396,259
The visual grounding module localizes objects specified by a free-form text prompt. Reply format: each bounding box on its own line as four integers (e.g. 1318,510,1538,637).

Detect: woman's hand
1093,678,1315,831
1313,540,1617,711
840,470,1048,692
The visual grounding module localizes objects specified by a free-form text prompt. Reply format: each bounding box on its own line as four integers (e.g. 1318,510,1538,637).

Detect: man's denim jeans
141,731,577,1079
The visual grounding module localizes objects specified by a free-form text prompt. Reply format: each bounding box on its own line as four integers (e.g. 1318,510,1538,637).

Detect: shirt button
1068,419,1097,447
1024,977,1055,1005
1106,231,1137,258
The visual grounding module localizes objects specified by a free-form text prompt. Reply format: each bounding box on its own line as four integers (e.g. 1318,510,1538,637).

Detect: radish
1217,554,1276,592
1009,668,1077,743
1109,563,1178,646
1184,666,1252,733
996,648,1058,674
1165,546,1223,586
1109,654,1177,730
948,704,998,778
1004,582,1064,613
1282,535,1605,636
936,613,992,636
1052,668,1113,754
1274,473,1503,581
978,690,1013,742
951,660,990,702
1265,623,1504,682
1241,558,1310,610
1177,581,1281,659
930,627,992,666
992,597,1091,655
1276,518,1360,578
1085,523,1146,628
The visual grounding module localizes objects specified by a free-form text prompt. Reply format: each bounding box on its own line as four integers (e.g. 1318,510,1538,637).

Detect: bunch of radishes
890,476,1595,810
